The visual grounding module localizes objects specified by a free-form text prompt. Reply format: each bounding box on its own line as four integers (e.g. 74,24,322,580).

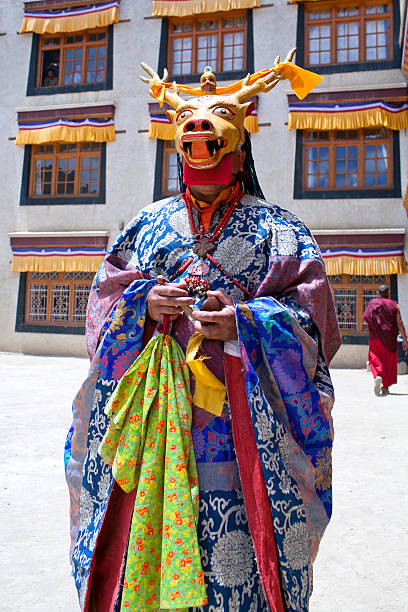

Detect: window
168,12,247,77
21,142,106,205
38,29,107,87
16,272,94,333
30,142,101,197
329,274,390,334
294,127,401,199
27,26,113,95
162,141,179,195
154,140,180,201
305,0,392,67
305,128,391,190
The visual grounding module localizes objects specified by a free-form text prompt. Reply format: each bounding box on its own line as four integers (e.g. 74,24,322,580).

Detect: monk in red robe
363,284,408,395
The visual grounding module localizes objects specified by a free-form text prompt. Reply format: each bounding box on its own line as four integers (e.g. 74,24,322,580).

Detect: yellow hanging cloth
185,332,226,416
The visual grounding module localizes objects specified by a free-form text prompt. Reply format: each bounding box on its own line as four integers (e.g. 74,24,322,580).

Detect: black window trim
19,142,107,206
157,9,254,84
295,0,401,74
293,129,401,199
15,272,86,335
26,24,113,96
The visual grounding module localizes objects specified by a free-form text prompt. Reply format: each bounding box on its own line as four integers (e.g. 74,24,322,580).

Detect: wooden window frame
304,0,393,68
26,24,114,96
329,273,391,334
168,11,247,77
20,142,106,206
161,141,179,197
293,128,401,199
15,272,93,335
158,10,254,84
36,28,108,88
29,142,101,199
154,140,181,201
295,0,401,74
303,128,392,191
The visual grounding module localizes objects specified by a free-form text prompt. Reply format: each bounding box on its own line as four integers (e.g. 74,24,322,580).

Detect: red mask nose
184,119,214,132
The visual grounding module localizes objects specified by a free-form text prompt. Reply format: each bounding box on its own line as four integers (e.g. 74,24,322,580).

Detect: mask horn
140,62,186,110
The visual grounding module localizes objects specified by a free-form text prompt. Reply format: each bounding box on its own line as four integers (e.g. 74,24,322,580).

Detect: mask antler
230,48,297,104
140,62,186,109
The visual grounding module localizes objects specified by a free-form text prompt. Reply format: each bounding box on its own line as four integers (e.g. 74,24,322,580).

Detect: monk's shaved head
378,284,390,297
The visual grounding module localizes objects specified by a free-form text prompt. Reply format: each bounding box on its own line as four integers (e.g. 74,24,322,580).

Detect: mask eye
176,109,194,124
212,106,234,120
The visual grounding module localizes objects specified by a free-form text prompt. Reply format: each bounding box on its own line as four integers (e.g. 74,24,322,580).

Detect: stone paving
1,352,407,612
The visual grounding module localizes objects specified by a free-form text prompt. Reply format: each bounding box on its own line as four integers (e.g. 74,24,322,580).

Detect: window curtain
288,101,408,131
152,0,259,17
314,231,407,275
20,1,119,35
15,117,115,145
9,233,109,273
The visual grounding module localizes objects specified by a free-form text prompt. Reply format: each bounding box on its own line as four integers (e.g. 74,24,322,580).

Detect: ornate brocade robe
65,194,340,612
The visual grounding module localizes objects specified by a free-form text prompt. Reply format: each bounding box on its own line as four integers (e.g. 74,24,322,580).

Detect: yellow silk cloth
15,124,116,146
152,0,260,17
324,255,407,276
19,6,118,35
98,333,207,610
151,62,324,107
10,254,103,273
288,106,408,131
185,332,226,417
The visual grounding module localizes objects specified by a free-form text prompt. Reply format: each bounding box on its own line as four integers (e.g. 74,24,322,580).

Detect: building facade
1,0,407,366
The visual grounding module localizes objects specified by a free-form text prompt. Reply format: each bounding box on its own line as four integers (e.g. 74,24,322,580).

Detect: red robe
363,297,399,388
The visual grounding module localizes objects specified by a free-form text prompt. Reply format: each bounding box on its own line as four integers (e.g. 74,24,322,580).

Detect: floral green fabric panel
99,334,207,610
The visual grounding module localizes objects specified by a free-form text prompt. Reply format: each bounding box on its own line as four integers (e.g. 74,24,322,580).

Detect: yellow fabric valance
323,255,407,276
11,255,104,273
288,102,408,131
15,119,116,145
152,0,259,17
20,2,119,35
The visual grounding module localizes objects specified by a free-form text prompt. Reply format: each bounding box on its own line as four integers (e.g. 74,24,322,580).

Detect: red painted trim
225,354,285,612
315,233,405,248
287,87,408,105
17,105,115,122
10,236,108,247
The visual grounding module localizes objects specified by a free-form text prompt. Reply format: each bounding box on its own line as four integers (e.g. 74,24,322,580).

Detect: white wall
0,0,407,359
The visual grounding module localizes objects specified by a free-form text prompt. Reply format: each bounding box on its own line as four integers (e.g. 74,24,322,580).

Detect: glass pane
307,174,317,188
319,147,329,160
319,161,329,174
88,47,96,58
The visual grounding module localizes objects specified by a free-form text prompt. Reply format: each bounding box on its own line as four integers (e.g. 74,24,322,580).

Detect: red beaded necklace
180,185,254,299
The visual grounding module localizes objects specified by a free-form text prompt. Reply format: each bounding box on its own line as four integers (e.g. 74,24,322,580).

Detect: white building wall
0,0,407,364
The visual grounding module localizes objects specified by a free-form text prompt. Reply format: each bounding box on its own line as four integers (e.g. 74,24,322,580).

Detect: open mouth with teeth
181,133,226,168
